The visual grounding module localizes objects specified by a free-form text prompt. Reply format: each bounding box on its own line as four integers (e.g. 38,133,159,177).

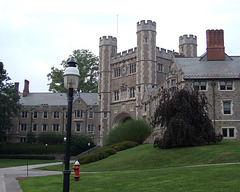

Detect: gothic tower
179,34,197,57
136,20,157,117
98,36,117,146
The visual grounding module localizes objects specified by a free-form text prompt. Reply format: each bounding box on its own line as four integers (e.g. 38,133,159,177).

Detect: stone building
9,20,240,145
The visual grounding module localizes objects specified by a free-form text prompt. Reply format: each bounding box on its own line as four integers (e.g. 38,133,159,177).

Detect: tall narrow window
223,101,231,114
32,124,37,132
43,111,48,119
53,124,59,131
157,64,163,72
53,111,60,118
130,64,136,74
89,111,93,119
114,68,121,77
42,124,47,131
88,124,94,132
114,91,119,101
76,124,81,132
33,111,38,119
130,88,135,98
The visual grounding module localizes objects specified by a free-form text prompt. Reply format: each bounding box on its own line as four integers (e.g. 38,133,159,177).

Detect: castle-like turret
136,20,157,117
179,34,197,57
98,36,117,146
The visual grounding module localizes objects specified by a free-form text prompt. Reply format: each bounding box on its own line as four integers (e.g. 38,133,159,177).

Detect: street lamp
63,58,80,192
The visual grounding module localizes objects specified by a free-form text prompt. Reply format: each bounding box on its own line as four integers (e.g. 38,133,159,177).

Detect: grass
19,140,240,192
0,159,60,168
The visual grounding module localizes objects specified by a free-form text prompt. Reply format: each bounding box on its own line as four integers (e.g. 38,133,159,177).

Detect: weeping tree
152,89,220,149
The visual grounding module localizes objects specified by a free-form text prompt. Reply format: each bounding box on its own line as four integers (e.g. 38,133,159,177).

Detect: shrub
78,147,116,164
105,119,153,146
0,143,64,154
26,132,37,144
70,133,94,156
38,132,64,145
0,154,55,160
109,141,139,152
78,141,138,164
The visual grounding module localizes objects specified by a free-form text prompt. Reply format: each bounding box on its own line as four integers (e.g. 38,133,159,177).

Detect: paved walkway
1,161,240,192
0,162,64,192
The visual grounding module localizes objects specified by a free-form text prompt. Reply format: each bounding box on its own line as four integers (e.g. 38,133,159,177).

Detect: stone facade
9,20,240,145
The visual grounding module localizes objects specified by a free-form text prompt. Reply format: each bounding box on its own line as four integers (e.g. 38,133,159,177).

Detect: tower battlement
156,47,178,60
115,48,137,58
99,36,117,47
179,34,197,45
137,20,156,32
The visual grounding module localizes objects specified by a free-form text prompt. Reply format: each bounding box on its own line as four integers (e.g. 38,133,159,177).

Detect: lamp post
63,58,80,192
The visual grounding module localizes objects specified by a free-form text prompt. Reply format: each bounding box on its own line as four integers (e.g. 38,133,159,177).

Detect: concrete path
0,162,64,192
1,161,240,192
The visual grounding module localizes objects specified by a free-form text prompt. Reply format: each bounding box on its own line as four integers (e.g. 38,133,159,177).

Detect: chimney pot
23,80,29,97
14,82,19,96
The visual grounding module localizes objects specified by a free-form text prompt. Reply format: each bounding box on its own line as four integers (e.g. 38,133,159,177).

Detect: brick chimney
14,82,19,96
206,29,225,61
23,79,29,97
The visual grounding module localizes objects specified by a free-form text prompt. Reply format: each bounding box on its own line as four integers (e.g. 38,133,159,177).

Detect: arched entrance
112,112,132,127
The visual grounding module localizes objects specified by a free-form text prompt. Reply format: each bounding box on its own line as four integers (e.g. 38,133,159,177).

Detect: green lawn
19,140,240,192
0,159,60,168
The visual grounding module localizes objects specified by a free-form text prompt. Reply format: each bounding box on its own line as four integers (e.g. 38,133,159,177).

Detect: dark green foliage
78,147,116,164
47,49,99,93
78,141,138,164
0,143,64,154
105,119,153,146
0,154,55,160
109,141,139,152
0,62,21,142
38,132,65,145
37,132,94,155
26,132,37,144
70,133,94,156
152,89,218,149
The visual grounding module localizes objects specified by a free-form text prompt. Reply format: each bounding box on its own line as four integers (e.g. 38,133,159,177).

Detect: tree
47,49,98,93
0,62,21,142
152,89,218,149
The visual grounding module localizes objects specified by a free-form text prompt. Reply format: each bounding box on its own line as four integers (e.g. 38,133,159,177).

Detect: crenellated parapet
156,47,178,60
99,36,117,47
179,34,197,46
111,48,137,65
137,20,156,32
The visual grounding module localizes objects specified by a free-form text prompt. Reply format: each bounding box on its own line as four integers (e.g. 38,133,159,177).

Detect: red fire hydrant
72,161,80,181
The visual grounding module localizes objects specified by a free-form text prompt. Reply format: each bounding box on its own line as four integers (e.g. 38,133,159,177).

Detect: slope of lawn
40,140,240,172
19,140,240,192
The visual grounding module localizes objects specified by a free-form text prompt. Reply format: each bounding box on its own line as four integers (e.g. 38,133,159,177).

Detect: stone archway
112,112,132,127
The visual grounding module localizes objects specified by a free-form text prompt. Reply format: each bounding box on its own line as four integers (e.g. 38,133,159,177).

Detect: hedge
78,141,138,164
0,154,55,160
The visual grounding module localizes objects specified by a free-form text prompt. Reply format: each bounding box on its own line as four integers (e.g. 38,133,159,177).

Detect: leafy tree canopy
152,89,219,149
0,62,21,142
47,49,98,93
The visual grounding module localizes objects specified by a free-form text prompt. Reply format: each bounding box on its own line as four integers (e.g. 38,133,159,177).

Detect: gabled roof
175,55,240,79
19,92,98,106
76,93,98,106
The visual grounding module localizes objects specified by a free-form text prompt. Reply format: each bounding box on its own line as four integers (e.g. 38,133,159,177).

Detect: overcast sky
0,0,239,92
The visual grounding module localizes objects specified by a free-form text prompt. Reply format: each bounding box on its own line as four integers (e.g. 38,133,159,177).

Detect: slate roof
19,92,98,106
175,55,240,79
